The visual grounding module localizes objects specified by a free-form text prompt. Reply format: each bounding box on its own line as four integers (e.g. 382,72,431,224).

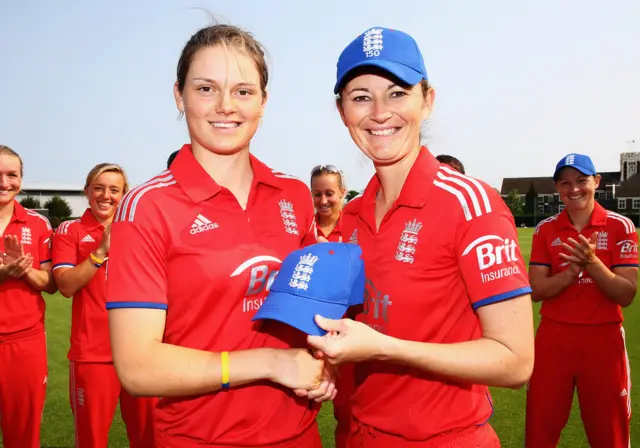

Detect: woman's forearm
530,268,577,302
54,257,100,297
586,260,636,307
115,342,276,397
378,336,533,389
24,267,57,294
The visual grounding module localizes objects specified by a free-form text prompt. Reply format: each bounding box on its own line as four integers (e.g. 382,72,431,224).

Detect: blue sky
1,0,639,191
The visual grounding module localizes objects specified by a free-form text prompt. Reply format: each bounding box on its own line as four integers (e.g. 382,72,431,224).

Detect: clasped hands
559,232,599,276
283,236,388,402
281,314,388,403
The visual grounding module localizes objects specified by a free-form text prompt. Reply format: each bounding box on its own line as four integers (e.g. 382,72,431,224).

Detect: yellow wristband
90,252,105,266
221,351,230,389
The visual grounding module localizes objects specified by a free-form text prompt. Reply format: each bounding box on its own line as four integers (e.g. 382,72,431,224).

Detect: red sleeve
105,194,169,310
529,221,552,267
611,218,639,269
457,197,531,310
39,220,53,265
52,221,79,270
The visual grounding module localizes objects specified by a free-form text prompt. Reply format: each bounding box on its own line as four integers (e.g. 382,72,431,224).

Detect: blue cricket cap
553,153,597,180
253,242,365,336
334,27,428,94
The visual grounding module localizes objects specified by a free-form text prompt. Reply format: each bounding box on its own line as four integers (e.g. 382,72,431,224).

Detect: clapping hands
559,232,598,275
0,235,32,280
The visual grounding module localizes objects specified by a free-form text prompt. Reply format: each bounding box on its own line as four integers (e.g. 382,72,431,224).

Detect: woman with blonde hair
0,145,56,448
310,164,347,242
53,163,156,447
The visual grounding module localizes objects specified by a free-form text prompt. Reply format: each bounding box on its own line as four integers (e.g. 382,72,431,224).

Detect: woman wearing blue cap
526,153,636,448
307,27,535,447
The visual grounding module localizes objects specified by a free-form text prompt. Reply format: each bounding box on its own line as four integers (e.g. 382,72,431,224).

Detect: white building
620,152,640,182
18,183,87,217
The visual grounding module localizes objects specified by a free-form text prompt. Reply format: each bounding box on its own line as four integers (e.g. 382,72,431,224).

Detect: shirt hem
154,419,318,447
350,413,493,444
0,321,45,343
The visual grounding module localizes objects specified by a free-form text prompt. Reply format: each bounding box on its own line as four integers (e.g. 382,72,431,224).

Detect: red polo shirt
106,145,318,446
530,203,638,325
316,213,343,242
0,201,53,339
53,209,113,362
341,148,531,441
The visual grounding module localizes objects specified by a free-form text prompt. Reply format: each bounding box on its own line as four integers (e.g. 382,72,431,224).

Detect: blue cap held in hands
253,242,365,336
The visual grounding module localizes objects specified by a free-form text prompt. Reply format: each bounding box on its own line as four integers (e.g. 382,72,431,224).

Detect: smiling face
311,172,345,218
555,168,600,213
0,154,22,206
86,171,126,223
174,45,267,157
337,72,434,165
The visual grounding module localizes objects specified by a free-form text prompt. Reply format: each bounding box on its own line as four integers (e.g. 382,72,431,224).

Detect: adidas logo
621,388,628,397
551,237,562,247
190,214,218,235
81,235,95,243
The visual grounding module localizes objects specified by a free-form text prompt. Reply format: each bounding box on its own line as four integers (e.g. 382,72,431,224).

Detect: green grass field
3,229,638,447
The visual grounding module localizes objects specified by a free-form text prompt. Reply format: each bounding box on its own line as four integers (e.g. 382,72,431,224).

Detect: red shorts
69,361,157,448
154,420,321,448
346,418,500,448
0,330,47,448
526,319,631,448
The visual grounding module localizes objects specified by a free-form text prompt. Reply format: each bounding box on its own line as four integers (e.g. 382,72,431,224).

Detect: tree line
19,195,73,228
502,184,551,216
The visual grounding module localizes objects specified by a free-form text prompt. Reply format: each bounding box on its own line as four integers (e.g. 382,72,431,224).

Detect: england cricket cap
334,26,428,94
553,153,597,180
253,242,365,336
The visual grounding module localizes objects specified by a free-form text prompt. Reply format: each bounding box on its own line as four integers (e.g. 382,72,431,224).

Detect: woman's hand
307,315,388,365
0,236,33,280
294,359,338,402
270,348,325,391
96,224,111,259
560,233,598,268
0,254,33,280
